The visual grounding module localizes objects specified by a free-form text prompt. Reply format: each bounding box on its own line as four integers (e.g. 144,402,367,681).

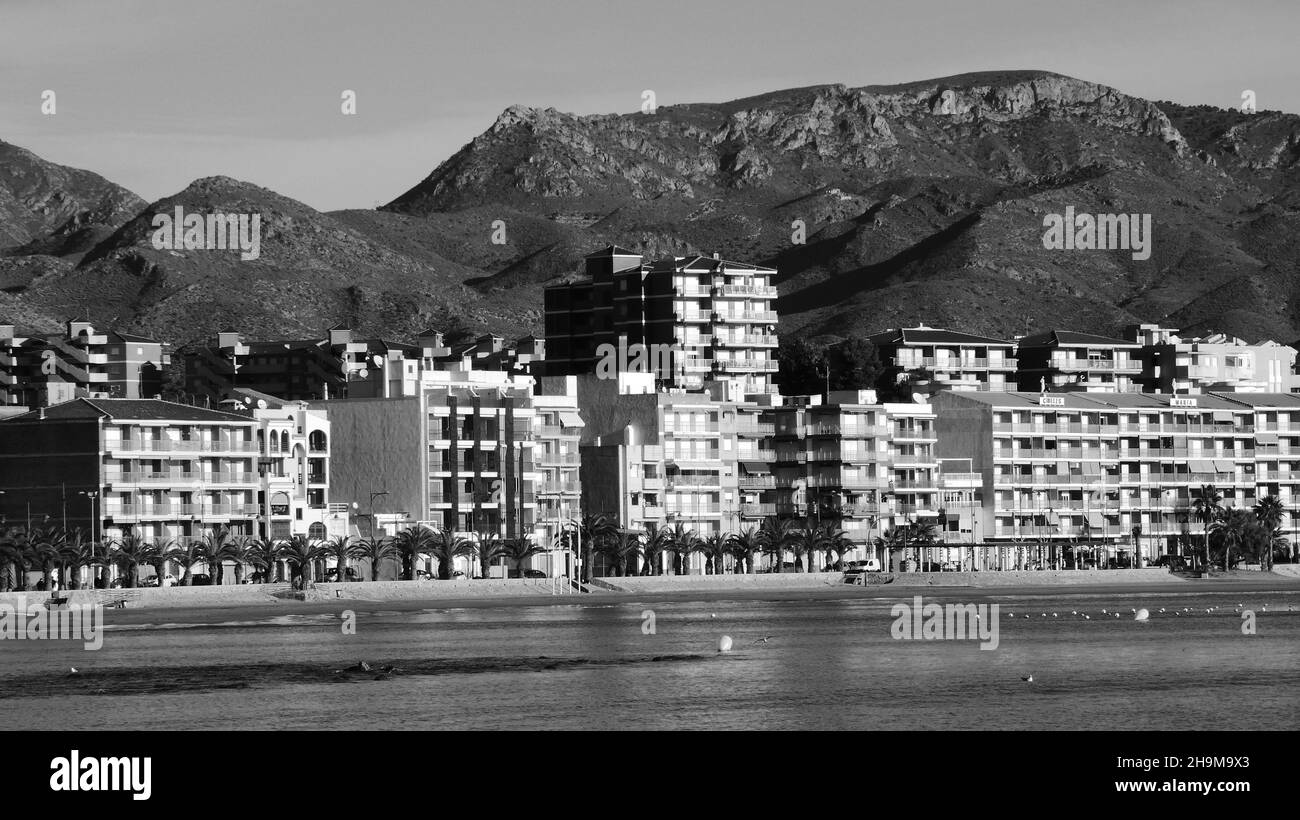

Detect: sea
2,587,1298,730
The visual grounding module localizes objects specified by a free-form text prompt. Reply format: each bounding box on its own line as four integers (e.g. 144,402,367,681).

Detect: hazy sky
2,0,1296,211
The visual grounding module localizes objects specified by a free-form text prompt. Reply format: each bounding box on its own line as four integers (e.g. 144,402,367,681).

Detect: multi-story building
0,321,171,409
867,325,1017,394
1125,324,1300,394
185,325,453,403
324,369,572,577
532,378,585,550
544,246,779,397
577,374,753,573
0,398,344,563
932,390,1263,568
760,391,939,569
1014,330,1143,392
1212,392,1300,544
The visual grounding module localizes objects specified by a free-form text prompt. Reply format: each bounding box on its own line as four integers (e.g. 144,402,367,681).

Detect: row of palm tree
0,524,552,591
583,514,860,577
1192,486,1289,572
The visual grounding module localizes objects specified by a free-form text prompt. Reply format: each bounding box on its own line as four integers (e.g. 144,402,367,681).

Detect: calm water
2,588,1298,730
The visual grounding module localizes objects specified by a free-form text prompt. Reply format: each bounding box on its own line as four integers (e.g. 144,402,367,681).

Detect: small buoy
1008,613,1014,618
1159,608,1165,613
711,613,717,618
1052,613,1058,617
718,635,733,653
1102,609,1108,614
1084,615,1090,620
1021,675,1033,683
1135,609,1149,621
1040,613,1046,617
70,667,78,674
1072,610,1077,615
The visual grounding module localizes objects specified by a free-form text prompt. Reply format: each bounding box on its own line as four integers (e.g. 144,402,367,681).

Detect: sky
2,0,1297,212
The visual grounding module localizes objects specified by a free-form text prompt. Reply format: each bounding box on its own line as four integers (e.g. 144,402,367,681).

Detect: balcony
713,311,779,324
740,503,777,517
667,475,721,488
540,480,581,494
738,475,776,489
713,333,779,347
713,358,779,373
714,283,778,298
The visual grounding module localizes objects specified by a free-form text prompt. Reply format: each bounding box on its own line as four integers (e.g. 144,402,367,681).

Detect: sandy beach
4,567,1297,627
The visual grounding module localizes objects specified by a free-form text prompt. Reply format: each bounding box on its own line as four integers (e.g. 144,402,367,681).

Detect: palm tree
569,513,615,583
279,534,323,587
29,526,65,590
1192,484,1223,573
1268,528,1290,570
58,530,98,590
1253,496,1285,571
427,529,476,580
107,534,158,588
872,527,908,573
0,527,27,591
594,531,642,577
667,522,700,575
698,532,728,575
321,535,356,582
229,535,255,584
474,531,506,579
1211,508,1254,573
352,535,398,581
787,520,826,573
908,520,938,569
726,527,763,575
242,538,280,583
758,516,798,573
199,527,242,586
166,541,206,586
389,527,433,580
641,523,672,576
820,524,854,570
499,535,546,577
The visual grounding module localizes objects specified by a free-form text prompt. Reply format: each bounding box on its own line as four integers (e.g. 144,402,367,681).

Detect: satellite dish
372,354,383,367
256,399,267,409
357,368,369,379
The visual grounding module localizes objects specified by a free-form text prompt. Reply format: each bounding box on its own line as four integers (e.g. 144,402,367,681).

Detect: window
308,523,326,540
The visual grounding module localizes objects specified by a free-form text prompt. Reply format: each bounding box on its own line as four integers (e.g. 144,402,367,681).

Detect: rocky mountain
4,70,1300,349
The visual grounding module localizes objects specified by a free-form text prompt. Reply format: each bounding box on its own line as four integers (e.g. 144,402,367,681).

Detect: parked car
415,569,433,580
324,567,361,581
523,569,547,578
189,574,212,586
451,570,465,578
843,559,882,572
940,560,959,572
141,574,177,588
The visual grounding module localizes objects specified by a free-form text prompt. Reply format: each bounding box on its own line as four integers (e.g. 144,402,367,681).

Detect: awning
741,461,771,474
1213,460,1235,473
1082,462,1101,475
558,411,585,428
1087,512,1104,528
1190,459,1215,472
1213,410,1233,422
1255,433,1279,445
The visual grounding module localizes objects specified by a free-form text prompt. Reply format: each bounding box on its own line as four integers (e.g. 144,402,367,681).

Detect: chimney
712,252,719,259
38,407,46,420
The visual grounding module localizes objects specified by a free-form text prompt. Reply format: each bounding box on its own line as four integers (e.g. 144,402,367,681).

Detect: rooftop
2,398,255,423
1017,329,1139,348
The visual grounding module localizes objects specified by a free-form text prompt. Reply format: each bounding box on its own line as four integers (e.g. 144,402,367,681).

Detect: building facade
0,398,343,558
544,246,779,397
867,326,1017,394
1014,330,1142,392
0,322,170,410
1125,324,1299,394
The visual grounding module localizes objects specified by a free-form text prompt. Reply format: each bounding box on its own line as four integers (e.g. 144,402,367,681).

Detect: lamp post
368,491,389,539
80,490,99,588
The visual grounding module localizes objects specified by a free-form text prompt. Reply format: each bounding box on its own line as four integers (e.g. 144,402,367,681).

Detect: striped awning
1255,433,1279,445
559,411,585,428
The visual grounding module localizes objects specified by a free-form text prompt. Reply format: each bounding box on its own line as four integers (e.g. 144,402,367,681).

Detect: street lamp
368,491,389,539
80,490,99,588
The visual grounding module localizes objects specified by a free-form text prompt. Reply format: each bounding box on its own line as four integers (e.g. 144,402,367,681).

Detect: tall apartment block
931,390,1276,568
0,398,345,563
323,369,579,576
1014,330,1143,392
544,246,779,397
1124,324,1299,393
185,325,452,404
760,391,941,568
576,374,758,573
0,321,170,410
867,326,1017,394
